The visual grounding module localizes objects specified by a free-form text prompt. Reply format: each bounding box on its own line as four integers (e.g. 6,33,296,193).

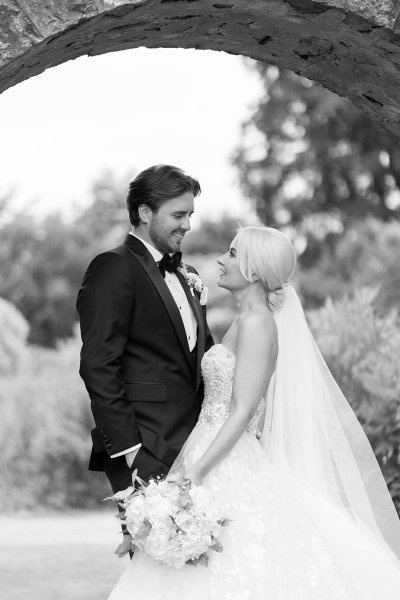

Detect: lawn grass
0,545,127,600
0,512,128,600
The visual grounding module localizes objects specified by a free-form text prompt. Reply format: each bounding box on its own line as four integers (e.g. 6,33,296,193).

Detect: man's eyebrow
172,210,194,215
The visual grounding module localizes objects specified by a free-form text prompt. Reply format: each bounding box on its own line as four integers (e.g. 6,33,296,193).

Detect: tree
295,218,400,310
184,215,243,255
233,65,400,262
0,170,132,347
0,297,29,375
74,168,129,245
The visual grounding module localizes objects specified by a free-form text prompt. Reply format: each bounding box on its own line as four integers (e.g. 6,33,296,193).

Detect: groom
77,164,214,496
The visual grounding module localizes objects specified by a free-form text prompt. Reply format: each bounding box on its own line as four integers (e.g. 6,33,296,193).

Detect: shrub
307,287,400,511
0,297,29,376
0,327,109,510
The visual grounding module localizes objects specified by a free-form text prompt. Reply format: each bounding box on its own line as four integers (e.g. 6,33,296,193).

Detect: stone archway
1,0,400,138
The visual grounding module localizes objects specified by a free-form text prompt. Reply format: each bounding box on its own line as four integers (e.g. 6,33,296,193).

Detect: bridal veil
262,284,400,559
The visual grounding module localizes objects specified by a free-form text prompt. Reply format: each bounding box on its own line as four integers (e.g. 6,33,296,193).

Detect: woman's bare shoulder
238,307,276,332
236,308,278,354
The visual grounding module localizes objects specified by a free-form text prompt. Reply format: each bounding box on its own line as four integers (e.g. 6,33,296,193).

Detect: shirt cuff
110,443,142,458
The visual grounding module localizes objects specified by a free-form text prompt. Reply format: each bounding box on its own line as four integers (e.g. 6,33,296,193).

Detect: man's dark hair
126,164,201,226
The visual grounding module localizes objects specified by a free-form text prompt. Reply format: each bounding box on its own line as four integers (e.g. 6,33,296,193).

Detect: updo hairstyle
235,226,296,312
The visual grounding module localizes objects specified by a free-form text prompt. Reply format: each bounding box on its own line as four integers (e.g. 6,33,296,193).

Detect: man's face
148,191,195,253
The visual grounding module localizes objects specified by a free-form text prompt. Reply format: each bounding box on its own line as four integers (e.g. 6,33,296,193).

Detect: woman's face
217,237,250,292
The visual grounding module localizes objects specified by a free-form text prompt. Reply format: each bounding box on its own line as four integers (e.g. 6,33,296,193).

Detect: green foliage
0,170,129,347
0,328,109,510
0,297,29,375
234,65,400,257
296,218,400,311
308,287,400,510
233,61,400,318
184,216,242,255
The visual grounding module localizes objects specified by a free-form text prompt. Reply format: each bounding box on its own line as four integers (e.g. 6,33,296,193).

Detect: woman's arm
186,312,278,485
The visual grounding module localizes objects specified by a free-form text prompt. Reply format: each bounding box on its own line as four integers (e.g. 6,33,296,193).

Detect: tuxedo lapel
124,235,194,373
176,270,206,389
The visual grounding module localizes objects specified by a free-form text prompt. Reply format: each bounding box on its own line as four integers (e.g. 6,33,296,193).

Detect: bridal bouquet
106,469,231,569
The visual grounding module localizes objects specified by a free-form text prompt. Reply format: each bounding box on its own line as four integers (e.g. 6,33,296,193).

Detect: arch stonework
1,1,400,136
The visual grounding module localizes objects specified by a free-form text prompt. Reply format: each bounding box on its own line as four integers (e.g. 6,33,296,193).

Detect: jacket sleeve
76,251,141,456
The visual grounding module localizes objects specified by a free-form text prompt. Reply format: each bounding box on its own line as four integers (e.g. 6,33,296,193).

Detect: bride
108,226,400,599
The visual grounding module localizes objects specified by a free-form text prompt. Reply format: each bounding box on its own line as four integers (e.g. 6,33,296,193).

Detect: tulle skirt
108,422,400,599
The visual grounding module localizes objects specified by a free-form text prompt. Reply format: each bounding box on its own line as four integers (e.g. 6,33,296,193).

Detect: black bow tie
158,252,182,277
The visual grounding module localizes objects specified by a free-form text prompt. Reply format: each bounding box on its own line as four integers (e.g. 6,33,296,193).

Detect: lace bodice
198,344,265,435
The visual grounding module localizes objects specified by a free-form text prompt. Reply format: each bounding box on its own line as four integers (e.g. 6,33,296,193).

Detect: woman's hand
184,463,204,488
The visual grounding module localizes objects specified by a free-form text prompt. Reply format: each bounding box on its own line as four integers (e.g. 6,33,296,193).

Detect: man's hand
125,447,140,469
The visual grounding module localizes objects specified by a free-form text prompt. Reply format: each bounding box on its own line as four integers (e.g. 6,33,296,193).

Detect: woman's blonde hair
235,226,296,311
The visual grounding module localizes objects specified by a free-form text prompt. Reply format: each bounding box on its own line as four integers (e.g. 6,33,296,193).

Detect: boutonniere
178,263,208,305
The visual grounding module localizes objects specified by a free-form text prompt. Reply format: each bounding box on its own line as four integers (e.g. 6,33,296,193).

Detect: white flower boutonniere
178,263,208,305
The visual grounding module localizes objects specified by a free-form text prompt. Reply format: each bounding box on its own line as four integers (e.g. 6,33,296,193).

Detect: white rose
146,494,173,523
174,511,194,531
145,524,171,557
125,495,147,535
164,483,181,504
190,486,224,523
144,480,160,497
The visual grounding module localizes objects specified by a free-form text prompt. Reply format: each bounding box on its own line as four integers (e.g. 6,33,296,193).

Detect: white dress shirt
111,232,198,459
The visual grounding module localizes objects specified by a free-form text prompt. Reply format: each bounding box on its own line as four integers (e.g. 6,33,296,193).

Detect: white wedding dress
108,344,400,600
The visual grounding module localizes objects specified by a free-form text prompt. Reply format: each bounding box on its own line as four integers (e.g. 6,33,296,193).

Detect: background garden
1,60,400,598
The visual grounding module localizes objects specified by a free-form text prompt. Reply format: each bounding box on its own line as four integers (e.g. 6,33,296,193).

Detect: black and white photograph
1,2,400,599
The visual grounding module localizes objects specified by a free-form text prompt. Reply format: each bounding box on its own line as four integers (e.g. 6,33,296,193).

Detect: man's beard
149,219,176,254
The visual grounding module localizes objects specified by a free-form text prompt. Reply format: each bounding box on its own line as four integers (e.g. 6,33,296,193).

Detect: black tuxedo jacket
77,234,214,471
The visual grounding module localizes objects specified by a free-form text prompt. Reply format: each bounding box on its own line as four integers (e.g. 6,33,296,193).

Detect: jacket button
106,443,112,449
